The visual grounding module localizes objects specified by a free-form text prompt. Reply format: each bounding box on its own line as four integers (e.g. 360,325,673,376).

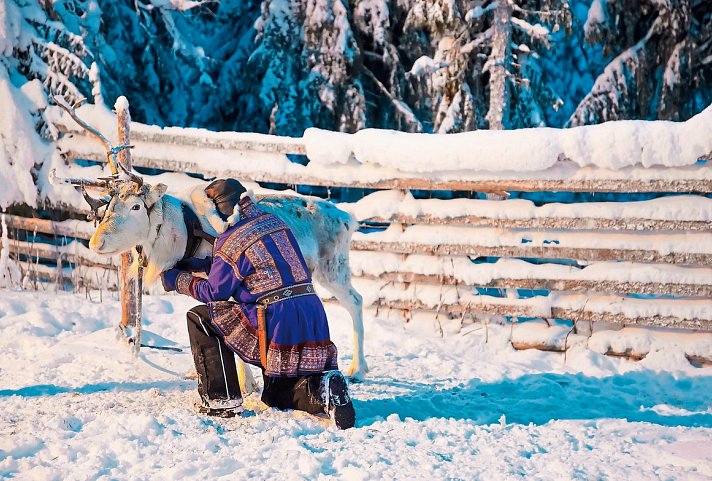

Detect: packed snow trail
1,289,711,480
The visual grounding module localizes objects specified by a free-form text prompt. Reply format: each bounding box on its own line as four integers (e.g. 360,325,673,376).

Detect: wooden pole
116,97,139,329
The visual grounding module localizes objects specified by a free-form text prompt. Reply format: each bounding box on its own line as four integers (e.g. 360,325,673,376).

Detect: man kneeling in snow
161,179,355,429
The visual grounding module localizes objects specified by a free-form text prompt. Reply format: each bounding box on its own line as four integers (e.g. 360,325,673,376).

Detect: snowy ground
1,289,711,480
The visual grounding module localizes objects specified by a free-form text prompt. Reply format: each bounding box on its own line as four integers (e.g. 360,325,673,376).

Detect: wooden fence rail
371,298,711,331
59,128,712,193
3,110,710,358
351,240,712,265
362,215,712,232
356,272,712,297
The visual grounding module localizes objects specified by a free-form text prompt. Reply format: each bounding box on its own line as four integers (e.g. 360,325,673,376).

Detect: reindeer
51,96,368,395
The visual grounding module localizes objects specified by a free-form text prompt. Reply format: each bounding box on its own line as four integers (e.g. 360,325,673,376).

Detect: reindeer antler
49,169,113,224
81,184,112,224
49,168,113,188
116,153,143,188
52,94,121,176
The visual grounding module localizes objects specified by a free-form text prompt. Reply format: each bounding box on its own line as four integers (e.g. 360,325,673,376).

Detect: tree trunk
486,0,512,130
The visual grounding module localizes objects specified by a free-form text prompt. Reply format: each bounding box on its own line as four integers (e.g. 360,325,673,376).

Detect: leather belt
256,283,316,306
255,283,316,369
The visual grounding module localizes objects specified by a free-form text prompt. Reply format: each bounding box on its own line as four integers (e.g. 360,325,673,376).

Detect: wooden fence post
116,97,139,329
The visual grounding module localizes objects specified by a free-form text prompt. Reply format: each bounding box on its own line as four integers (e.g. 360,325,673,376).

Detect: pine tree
249,0,367,136
0,0,93,208
568,0,712,125
2,0,92,104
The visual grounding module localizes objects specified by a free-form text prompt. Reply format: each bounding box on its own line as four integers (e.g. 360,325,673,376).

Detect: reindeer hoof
241,378,260,395
344,359,369,381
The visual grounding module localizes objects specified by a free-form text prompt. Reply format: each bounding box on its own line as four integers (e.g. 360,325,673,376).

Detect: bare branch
363,67,424,132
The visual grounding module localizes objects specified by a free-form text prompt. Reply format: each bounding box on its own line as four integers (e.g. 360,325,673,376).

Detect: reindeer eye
132,204,141,211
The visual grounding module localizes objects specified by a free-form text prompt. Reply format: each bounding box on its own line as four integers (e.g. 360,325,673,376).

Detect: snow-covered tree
479,0,572,129
387,0,571,131
536,0,602,127
568,0,712,125
246,0,367,136
4,0,711,157
0,0,93,208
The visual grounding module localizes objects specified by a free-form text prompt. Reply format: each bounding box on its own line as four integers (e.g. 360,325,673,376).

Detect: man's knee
187,304,210,331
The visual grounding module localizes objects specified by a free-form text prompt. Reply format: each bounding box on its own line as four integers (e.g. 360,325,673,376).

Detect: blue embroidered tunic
175,196,338,377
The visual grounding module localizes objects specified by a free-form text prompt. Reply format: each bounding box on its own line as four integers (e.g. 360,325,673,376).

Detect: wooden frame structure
2,106,710,362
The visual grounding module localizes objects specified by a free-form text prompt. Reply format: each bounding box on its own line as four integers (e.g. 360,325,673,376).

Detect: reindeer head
89,180,167,255
50,94,168,257
51,167,167,256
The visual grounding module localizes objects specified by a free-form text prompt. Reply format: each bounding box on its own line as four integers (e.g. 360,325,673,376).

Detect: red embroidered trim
189,277,200,298
244,240,282,294
208,301,261,363
175,271,194,296
264,342,338,376
270,230,308,283
207,300,339,376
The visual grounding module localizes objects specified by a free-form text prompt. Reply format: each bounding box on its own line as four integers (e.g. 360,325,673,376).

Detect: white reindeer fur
91,183,368,382
130,192,215,285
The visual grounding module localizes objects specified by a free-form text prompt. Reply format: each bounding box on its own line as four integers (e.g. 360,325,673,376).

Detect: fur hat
205,179,246,221
191,179,250,235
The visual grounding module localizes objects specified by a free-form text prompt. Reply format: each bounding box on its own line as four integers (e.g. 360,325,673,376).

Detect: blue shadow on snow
0,380,191,398
4,372,711,430
353,370,712,429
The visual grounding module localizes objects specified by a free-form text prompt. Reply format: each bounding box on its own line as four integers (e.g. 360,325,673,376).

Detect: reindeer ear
145,183,168,207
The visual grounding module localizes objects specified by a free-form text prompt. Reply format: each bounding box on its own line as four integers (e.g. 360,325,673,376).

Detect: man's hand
161,268,183,292
175,256,212,274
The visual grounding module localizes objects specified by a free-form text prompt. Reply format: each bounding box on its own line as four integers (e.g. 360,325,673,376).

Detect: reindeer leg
237,357,260,395
341,284,368,380
316,268,368,381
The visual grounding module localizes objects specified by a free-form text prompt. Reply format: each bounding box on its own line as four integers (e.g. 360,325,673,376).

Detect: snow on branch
511,17,550,44
42,41,91,76
583,0,608,43
569,16,663,126
465,3,497,22
461,28,494,54
146,0,215,12
408,56,438,77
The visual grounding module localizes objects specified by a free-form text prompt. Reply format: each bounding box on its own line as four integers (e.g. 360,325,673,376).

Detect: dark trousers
187,305,241,405
186,305,327,415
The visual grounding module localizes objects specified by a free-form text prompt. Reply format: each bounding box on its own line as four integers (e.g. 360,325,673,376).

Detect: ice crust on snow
304,104,712,172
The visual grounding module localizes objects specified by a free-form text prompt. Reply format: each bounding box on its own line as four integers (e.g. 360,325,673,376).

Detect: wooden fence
3,107,711,360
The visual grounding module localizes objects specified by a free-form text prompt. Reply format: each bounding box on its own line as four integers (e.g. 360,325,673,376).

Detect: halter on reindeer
50,96,369,386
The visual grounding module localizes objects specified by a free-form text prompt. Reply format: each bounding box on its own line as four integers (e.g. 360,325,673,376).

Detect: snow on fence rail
3,105,711,345
53,103,712,193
